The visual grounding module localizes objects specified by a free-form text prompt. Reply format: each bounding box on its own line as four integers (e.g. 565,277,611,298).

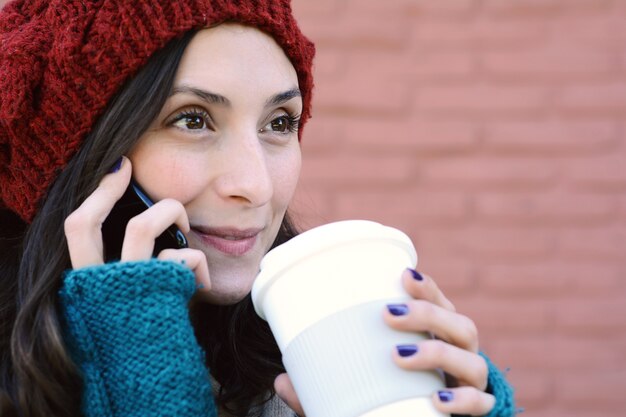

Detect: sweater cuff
60,259,216,417
480,351,517,417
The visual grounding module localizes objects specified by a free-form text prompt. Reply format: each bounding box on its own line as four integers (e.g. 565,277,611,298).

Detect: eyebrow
169,85,301,108
265,88,301,107
170,85,230,106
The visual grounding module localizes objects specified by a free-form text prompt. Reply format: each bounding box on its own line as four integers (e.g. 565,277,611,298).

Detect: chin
194,288,250,305
193,254,263,305
193,274,255,305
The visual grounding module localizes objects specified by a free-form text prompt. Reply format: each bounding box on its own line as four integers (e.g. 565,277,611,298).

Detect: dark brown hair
0,30,295,417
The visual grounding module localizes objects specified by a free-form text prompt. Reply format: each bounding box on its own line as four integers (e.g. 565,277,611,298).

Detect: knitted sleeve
59,259,217,417
480,351,517,417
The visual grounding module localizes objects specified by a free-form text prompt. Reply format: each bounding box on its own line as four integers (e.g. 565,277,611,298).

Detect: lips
191,226,263,256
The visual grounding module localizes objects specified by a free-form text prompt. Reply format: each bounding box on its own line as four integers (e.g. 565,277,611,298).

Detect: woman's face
128,24,302,304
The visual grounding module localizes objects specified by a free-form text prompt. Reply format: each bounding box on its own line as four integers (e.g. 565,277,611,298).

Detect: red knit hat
0,0,315,223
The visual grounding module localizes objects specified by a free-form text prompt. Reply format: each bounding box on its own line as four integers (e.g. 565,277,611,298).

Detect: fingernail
387,303,409,316
196,283,205,289
438,390,454,403
396,344,418,357
408,268,424,281
109,157,123,173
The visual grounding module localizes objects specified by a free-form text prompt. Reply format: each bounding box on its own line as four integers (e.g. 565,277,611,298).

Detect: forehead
173,24,299,97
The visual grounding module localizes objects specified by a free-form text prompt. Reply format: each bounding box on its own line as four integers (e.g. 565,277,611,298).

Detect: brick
455,296,553,333
478,263,566,296
343,0,476,17
419,158,558,189
301,154,415,185
481,46,615,78
412,18,548,48
483,120,618,155
410,51,476,80
566,156,626,190
482,0,613,16
462,228,557,258
521,408,621,417
555,297,626,334
300,118,346,154
300,15,410,49
479,262,625,296
346,50,475,81
550,16,626,46
334,190,470,229
341,119,479,154
415,259,476,295
552,336,626,372
291,0,339,19
488,337,555,371
557,82,626,113
557,227,626,260
553,411,623,417
474,192,617,226
620,196,626,220
557,370,626,409
314,73,411,115
491,335,626,372
415,227,557,260
505,369,553,408
313,49,346,79
405,0,476,16
416,84,548,115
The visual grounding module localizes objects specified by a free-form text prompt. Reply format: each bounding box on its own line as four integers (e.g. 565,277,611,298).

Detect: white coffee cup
252,220,448,417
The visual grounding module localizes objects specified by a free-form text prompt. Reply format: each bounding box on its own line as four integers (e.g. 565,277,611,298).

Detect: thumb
274,373,305,417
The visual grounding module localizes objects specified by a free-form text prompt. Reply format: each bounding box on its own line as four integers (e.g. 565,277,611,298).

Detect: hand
64,156,210,290
383,269,495,416
274,269,495,417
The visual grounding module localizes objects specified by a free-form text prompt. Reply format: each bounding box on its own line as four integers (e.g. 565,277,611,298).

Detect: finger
274,373,306,417
65,157,131,268
384,300,479,353
393,340,488,390
120,198,190,261
432,387,495,416
157,248,211,292
402,269,456,312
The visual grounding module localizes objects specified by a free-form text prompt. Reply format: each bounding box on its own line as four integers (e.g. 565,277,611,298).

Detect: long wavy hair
0,30,296,417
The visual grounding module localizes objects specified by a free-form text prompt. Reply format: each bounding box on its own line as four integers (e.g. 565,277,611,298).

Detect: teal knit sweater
59,259,516,417
60,260,216,417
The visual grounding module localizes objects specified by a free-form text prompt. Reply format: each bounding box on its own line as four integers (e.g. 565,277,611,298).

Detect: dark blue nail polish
396,344,418,357
438,390,454,403
109,157,123,173
387,303,409,316
408,269,424,281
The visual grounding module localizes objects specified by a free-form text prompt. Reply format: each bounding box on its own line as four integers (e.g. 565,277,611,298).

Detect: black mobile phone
102,180,188,262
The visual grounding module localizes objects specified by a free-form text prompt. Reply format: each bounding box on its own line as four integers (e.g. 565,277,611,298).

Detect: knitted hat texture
0,0,315,223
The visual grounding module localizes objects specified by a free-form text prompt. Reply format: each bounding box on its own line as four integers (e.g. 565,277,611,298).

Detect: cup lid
252,220,417,319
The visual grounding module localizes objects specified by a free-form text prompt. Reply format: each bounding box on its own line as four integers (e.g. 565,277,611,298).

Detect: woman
0,1,515,416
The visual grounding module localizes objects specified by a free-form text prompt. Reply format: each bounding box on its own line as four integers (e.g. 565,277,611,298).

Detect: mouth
190,226,263,256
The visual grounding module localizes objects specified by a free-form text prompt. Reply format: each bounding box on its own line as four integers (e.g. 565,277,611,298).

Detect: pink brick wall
290,1,626,416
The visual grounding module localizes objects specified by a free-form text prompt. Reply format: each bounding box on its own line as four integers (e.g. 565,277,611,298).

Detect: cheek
129,148,207,204
271,148,301,208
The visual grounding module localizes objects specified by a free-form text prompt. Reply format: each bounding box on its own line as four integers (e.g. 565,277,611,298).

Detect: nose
213,132,273,207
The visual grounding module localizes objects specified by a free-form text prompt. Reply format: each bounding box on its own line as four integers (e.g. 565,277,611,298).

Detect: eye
261,113,301,134
168,108,212,131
